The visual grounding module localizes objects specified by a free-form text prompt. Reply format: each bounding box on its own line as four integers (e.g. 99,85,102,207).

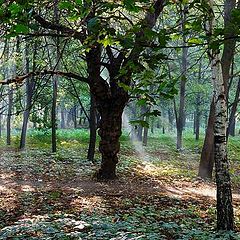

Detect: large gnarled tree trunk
97,97,128,179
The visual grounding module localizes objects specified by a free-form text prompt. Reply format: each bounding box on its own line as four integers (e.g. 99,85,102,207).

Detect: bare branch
0,70,89,85
33,12,85,41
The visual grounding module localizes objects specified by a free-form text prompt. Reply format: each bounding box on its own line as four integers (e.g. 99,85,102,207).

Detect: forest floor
0,129,240,239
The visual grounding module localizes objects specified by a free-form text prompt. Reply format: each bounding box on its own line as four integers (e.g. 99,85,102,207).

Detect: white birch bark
207,0,234,230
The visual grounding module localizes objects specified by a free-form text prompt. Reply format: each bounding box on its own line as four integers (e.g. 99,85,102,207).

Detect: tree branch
0,70,89,85
33,12,85,41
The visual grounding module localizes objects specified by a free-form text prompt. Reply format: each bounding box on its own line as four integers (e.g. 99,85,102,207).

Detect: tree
0,0,167,179
207,0,234,230
198,0,240,179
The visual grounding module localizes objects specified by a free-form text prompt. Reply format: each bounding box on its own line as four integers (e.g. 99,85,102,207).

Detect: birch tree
207,0,234,230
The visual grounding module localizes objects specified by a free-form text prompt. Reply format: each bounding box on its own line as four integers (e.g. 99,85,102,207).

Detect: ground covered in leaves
0,129,240,239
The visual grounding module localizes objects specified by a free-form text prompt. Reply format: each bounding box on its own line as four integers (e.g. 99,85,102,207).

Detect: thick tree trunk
96,100,127,179
87,94,97,163
198,98,215,179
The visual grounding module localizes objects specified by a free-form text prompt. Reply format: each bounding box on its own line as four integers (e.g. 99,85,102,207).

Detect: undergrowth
0,128,240,239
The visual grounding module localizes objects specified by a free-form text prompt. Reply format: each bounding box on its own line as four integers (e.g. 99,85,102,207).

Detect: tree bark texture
213,58,234,229
208,0,234,230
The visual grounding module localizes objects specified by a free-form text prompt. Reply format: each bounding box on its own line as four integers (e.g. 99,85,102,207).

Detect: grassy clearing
0,129,240,239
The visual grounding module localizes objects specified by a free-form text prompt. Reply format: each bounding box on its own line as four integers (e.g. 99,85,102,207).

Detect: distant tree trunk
151,120,154,134
73,105,77,129
0,90,3,138
195,92,201,141
43,106,49,128
52,75,58,152
195,59,202,141
228,118,235,136
20,42,36,150
176,6,188,150
195,108,200,141
168,108,174,131
51,0,59,153
137,105,145,141
60,103,66,129
143,111,149,146
227,77,240,138
162,126,165,134
0,112,2,138
87,94,97,162
198,98,215,179
193,112,196,134
7,86,13,145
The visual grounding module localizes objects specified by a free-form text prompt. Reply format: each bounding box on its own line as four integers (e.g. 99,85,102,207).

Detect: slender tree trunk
213,55,234,230
227,77,240,138
87,94,97,162
198,98,215,179
195,94,201,141
195,110,200,141
0,112,2,138
193,112,196,134
7,86,13,145
137,106,145,141
228,118,235,136
52,0,59,153
60,103,66,129
168,108,173,131
208,0,234,230
143,111,149,146
195,59,202,141
176,6,188,150
52,75,58,153
73,105,77,129
151,120,154,134
20,42,36,150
